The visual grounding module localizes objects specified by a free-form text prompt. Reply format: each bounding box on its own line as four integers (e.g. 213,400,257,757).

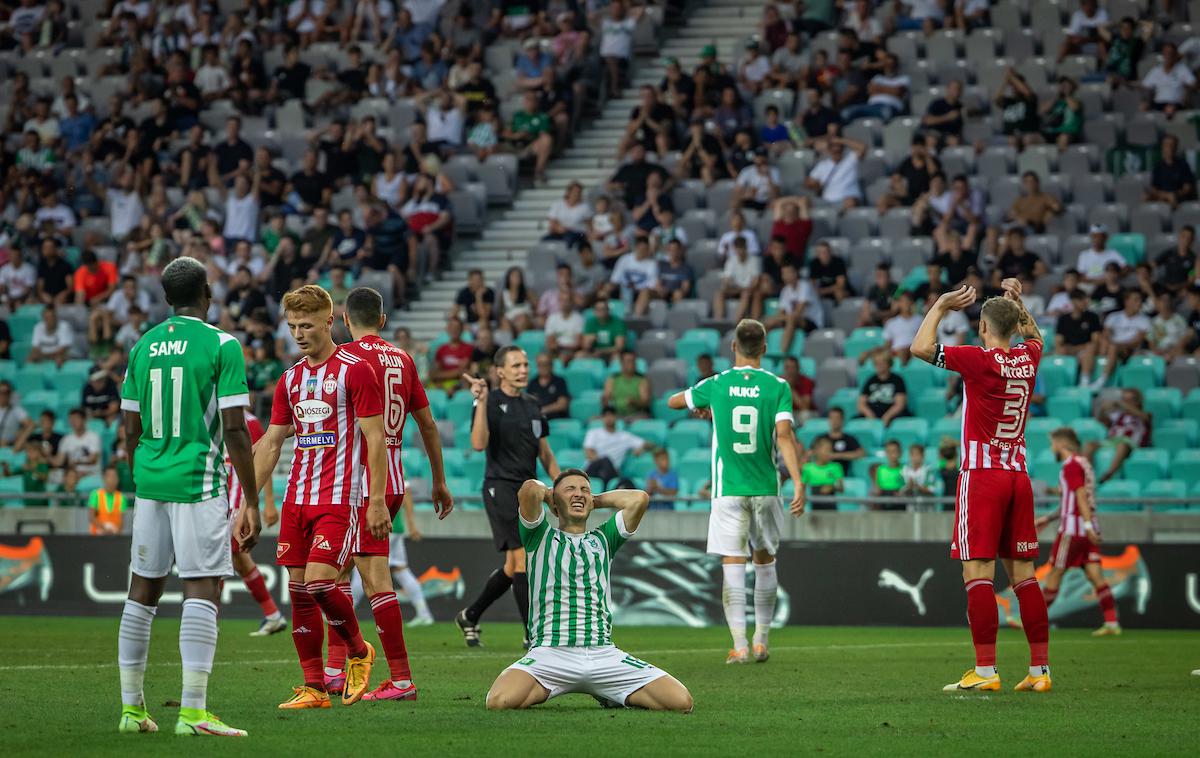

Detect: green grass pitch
4,617,1198,756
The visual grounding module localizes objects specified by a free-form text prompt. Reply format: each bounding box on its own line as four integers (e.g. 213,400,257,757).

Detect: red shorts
1050,532,1101,569
349,495,405,559
275,503,356,568
951,469,1038,561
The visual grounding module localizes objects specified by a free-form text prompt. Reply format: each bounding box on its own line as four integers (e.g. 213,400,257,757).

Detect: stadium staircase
402,0,770,341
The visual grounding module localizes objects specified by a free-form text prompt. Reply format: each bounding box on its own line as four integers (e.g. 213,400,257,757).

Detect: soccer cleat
725,648,750,664
118,705,158,733
593,695,626,709
1092,623,1122,637
752,644,770,663
324,672,345,696
362,681,418,701
174,708,247,736
249,615,288,636
455,609,482,647
278,685,332,709
1014,673,1053,692
943,670,1001,692
342,641,376,705
408,614,434,627
1192,669,1200,676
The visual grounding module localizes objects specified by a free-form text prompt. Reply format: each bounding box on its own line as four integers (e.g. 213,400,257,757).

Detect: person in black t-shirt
213,116,254,185
228,38,268,114
994,228,1046,282
800,87,841,141
995,68,1040,148
1146,135,1197,209
678,118,729,185
808,240,851,303
26,409,62,464
81,369,120,423
453,269,496,325
921,79,965,148
815,407,865,475
318,121,356,186
877,137,939,212
527,353,571,419
176,124,212,190
269,45,311,103
1154,225,1196,294
314,45,370,110
618,85,678,159
1054,288,1102,383
932,226,977,287
287,149,332,212
458,346,561,647
35,238,74,305
253,146,286,208
858,349,908,425
607,144,669,208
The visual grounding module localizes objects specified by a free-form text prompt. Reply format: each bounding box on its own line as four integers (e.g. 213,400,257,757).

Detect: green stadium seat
1026,417,1064,443
676,329,720,364
1123,448,1168,487
572,390,603,421
1144,387,1181,418
453,422,473,452
514,330,546,357
850,453,885,480
1142,480,1189,511
796,418,830,446
14,365,50,395
21,390,58,416
1039,356,1078,395
444,478,478,509
1182,390,1200,423
7,314,41,339
621,454,656,482
1152,419,1197,450
765,329,805,358
899,361,942,396
678,459,710,485
423,388,449,419
440,448,468,477
14,303,44,318
547,418,584,447
844,328,885,361
1046,387,1091,420
0,476,25,502
828,387,860,418
445,391,474,425
856,358,901,388
1117,363,1161,389
1109,233,1145,265
556,449,586,471
1172,450,1200,485
885,417,929,448
10,342,32,366
562,363,600,396
667,418,711,451
1092,446,1118,479
931,416,961,445
837,478,869,512
687,357,731,386
914,388,948,420
1073,419,1106,444
628,418,668,447
0,360,15,383
401,450,430,481
1096,480,1141,512
461,454,486,485
844,418,883,448
1028,449,1059,483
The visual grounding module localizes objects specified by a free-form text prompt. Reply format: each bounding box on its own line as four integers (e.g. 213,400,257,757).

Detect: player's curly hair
161,256,209,309
979,297,1021,338
282,284,333,316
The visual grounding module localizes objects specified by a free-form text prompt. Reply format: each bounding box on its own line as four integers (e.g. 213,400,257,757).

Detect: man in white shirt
600,1,641,98
60,408,102,486
713,237,761,321
1076,225,1128,283
734,148,781,212
544,297,585,353
29,306,76,366
88,165,145,241
737,39,771,99
583,406,649,477
882,291,922,360
33,191,77,232
1141,42,1197,117
717,211,762,260
805,137,866,210
763,263,820,356
287,0,330,45
194,44,231,101
0,247,37,305
1097,289,1151,389
1059,0,1109,61
423,89,465,147
221,169,262,243
841,53,909,123
23,99,61,144
604,238,660,316
403,0,443,27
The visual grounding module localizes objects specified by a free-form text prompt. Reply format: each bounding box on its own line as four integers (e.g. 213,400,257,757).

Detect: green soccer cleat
118,705,158,734
174,708,247,737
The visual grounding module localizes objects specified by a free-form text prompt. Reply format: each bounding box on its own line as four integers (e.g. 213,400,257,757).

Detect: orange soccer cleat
278,685,332,709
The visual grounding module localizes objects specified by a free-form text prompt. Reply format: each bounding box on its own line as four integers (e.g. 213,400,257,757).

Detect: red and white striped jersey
936,338,1043,473
1058,453,1097,537
226,411,265,513
270,347,383,506
341,334,430,497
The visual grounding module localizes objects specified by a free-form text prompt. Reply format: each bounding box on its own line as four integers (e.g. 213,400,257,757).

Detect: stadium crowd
1,0,1199,512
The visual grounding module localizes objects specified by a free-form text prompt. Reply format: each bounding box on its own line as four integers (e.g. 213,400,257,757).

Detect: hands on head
936,284,977,312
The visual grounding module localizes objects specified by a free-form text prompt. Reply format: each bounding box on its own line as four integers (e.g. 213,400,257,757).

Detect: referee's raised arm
464,374,490,451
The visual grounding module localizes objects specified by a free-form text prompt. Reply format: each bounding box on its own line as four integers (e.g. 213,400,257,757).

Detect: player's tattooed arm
1001,277,1043,343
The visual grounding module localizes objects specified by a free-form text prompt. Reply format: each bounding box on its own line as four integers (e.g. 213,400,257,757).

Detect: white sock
1030,665,1050,677
975,665,997,678
267,610,282,622
394,568,431,618
179,598,219,711
118,599,157,707
753,561,778,646
325,667,342,677
721,563,748,651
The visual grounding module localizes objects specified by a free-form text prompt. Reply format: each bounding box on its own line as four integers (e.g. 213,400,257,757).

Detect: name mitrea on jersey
147,340,188,357
995,351,1035,379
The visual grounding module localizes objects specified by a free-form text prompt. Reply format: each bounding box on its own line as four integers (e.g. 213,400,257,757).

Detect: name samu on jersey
341,334,430,498
270,347,383,507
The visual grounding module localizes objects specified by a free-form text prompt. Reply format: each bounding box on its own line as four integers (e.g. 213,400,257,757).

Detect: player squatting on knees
117,256,262,736
485,474,693,712
667,319,806,663
912,278,1053,693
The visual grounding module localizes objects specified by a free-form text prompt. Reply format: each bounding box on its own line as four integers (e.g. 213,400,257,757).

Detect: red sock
308,580,366,659
1096,583,1118,625
1013,577,1049,666
965,579,997,667
370,592,412,682
325,582,353,672
288,581,326,688
1042,585,1058,607
241,566,279,618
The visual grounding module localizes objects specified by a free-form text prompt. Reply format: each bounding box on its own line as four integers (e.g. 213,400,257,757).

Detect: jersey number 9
732,405,759,454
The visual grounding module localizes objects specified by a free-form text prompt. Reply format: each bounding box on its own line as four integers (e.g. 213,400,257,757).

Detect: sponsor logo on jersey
729,385,761,398
323,378,338,395
297,432,337,449
531,419,542,437
293,625,311,634
499,403,508,413
312,535,332,551
148,340,188,357
1016,541,1039,552
359,342,374,351
294,399,333,425
517,657,536,666
305,377,318,394
276,542,289,558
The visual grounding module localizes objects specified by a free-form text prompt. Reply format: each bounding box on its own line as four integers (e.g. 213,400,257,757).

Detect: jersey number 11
148,366,184,439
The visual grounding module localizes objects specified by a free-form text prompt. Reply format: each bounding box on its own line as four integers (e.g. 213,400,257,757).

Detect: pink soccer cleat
324,672,345,696
362,681,418,702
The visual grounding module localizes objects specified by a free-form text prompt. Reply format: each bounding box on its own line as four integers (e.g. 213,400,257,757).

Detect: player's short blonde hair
282,284,333,316
979,297,1021,338
734,319,767,358
1050,427,1081,450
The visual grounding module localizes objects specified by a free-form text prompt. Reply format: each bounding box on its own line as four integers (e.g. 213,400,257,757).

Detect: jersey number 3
994,379,1029,440
732,405,759,454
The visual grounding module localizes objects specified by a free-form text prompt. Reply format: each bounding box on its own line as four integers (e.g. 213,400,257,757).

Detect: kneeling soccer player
485,473,693,712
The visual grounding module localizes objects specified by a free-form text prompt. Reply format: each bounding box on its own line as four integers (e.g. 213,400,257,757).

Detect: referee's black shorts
482,478,523,552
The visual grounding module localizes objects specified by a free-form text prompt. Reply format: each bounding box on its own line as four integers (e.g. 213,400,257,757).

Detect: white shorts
506,645,668,706
130,495,233,579
388,533,408,568
707,496,784,557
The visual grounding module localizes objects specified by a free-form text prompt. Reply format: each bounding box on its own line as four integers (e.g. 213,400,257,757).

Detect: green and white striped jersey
519,508,632,647
120,315,249,503
684,365,793,498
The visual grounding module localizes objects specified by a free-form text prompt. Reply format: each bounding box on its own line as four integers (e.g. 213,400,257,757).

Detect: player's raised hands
936,285,977,312
431,478,454,520
462,373,488,400
1001,277,1023,300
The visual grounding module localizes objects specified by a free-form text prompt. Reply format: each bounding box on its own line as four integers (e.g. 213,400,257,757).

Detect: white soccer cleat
249,615,288,636
408,615,434,627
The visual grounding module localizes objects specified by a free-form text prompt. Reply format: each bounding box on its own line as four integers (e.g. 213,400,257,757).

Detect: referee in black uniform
456,345,559,647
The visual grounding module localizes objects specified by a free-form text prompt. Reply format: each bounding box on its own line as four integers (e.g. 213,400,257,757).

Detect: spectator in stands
1078,225,1128,284
858,349,908,426
28,305,74,367
546,292,586,357
1088,388,1152,484
498,267,536,336
759,233,803,302
733,147,782,212
0,246,36,306
501,91,555,184
451,269,495,327
1145,135,1196,209
1092,261,1127,315
468,326,499,381
581,298,627,362
543,181,591,248
573,242,606,305
1098,16,1150,86
599,0,641,98
601,351,651,418
1040,76,1083,149
430,316,473,394
802,437,843,503
992,227,1048,282
618,85,677,161
872,440,905,505
536,265,575,323
694,354,717,382
713,237,760,322
815,406,865,474
769,196,813,262
737,39,771,98
677,117,729,186
84,163,145,241
993,68,1040,148
605,237,660,316
1154,225,1196,294
841,53,909,123
270,44,312,102
902,444,939,496
713,86,753,139
781,356,815,421
859,264,898,327
1140,41,1196,117
805,136,866,211
922,79,965,148
1096,289,1151,389
630,172,673,238
528,352,570,421
82,368,120,424
0,382,33,449
934,290,970,346
1058,0,1109,62
1151,290,1189,361
882,291,922,361
583,405,646,486
765,30,805,89
798,87,841,143
760,263,820,352
288,0,332,48
1007,171,1064,234
87,466,126,532
877,136,940,213
893,0,945,35
645,449,679,510
399,174,452,282
608,143,670,210
17,409,61,469
757,105,793,157
60,407,101,491
808,240,851,303
3,442,50,506
515,37,555,92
